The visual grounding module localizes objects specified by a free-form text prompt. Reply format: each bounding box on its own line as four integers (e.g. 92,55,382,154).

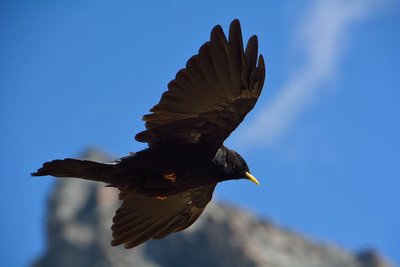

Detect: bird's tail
31,158,118,184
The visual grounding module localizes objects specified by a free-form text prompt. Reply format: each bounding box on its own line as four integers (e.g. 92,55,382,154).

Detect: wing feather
111,184,215,248
136,19,266,148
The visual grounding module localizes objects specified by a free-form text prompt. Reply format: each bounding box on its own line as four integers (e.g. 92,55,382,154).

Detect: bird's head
214,146,260,185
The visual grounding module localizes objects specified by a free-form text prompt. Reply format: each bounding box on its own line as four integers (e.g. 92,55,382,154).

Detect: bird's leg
163,173,176,182
156,196,168,200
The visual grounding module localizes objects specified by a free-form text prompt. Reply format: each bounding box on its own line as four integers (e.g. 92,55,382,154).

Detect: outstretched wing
111,184,216,249
136,19,265,148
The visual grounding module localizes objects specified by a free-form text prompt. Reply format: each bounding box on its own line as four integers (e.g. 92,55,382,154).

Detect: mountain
33,149,392,267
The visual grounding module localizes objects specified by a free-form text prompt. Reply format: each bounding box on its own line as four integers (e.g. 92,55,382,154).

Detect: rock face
33,149,392,267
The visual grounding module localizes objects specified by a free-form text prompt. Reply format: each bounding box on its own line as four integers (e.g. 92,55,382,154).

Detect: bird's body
39,145,247,196
33,19,266,248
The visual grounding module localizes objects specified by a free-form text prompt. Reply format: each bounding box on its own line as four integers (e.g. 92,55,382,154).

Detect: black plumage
32,19,266,249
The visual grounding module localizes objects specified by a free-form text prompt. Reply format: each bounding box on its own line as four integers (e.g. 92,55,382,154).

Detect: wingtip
229,19,243,43
110,239,119,247
258,54,265,67
211,24,223,33
230,19,241,29
259,54,266,75
258,54,266,89
210,24,226,44
211,19,241,38
248,34,258,45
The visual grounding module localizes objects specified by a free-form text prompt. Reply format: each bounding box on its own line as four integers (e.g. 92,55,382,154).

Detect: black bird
32,19,266,249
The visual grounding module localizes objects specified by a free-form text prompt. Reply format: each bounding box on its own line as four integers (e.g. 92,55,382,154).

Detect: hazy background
1,0,399,266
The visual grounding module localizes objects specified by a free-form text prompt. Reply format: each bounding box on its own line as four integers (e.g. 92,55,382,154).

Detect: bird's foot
156,196,168,200
163,173,176,182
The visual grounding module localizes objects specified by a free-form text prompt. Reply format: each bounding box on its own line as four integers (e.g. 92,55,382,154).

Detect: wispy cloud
235,1,373,149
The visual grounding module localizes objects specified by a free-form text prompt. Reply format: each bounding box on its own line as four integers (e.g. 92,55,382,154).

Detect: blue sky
1,1,399,266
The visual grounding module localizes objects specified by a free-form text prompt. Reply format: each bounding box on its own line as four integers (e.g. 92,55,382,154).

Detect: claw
163,173,176,182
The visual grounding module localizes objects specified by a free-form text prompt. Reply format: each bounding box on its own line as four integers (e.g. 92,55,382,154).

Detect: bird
32,19,266,249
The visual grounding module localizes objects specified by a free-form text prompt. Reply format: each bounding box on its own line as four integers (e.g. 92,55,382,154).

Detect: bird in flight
33,19,266,249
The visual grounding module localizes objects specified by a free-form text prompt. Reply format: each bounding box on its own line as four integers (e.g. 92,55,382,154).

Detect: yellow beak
245,171,260,186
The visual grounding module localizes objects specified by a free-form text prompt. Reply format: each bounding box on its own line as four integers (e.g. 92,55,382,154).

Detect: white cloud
235,0,373,149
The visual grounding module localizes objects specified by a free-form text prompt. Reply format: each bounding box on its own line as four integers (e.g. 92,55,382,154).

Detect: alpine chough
32,19,266,248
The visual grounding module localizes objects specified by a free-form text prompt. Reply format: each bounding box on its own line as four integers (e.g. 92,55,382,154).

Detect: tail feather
32,158,117,184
